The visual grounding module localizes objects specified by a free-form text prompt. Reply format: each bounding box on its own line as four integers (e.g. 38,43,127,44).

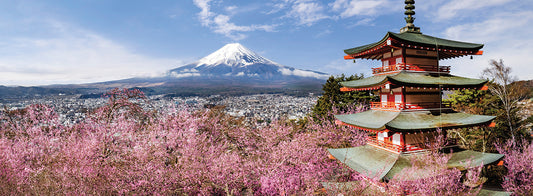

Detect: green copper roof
321,181,383,195
322,181,511,196
335,110,399,130
340,74,388,88
336,110,495,131
340,71,488,89
387,111,496,131
328,146,504,181
322,180,511,196
344,36,389,55
478,189,512,196
447,150,504,170
328,145,400,180
344,31,484,55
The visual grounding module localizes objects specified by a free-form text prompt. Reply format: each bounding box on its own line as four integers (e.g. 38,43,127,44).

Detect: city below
0,93,319,126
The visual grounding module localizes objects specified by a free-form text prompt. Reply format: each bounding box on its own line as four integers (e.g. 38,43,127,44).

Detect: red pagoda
327,0,503,184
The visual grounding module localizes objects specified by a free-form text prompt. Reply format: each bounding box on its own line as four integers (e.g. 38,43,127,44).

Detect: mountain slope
167,43,328,81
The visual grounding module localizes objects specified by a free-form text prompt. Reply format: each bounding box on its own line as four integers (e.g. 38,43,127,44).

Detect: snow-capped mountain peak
168,43,329,80
196,43,277,67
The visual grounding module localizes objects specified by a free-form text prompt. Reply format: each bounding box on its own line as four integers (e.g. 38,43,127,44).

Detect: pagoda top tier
401,0,420,33
344,31,484,60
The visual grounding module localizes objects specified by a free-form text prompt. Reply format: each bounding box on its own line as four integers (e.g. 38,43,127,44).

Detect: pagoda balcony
372,63,450,75
366,137,458,154
366,137,424,153
371,102,451,111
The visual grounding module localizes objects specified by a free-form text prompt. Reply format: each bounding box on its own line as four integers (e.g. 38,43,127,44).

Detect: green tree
445,60,531,152
312,74,376,120
446,89,499,116
482,59,528,136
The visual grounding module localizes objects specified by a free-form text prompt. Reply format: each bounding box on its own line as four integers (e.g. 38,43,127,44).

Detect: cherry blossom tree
497,139,533,195
0,88,365,194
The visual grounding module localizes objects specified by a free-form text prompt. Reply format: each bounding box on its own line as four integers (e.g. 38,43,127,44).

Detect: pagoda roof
328,146,504,180
321,182,511,195
335,110,495,132
336,110,398,131
328,145,400,180
321,181,380,195
447,150,506,170
344,32,484,60
340,71,487,90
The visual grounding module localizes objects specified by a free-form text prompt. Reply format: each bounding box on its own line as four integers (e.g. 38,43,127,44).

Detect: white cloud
346,18,374,28
279,67,329,79
193,0,399,39
442,11,533,80
286,0,330,26
179,68,199,73
0,20,179,86
193,0,213,26
192,0,276,41
314,29,332,38
225,6,238,13
331,0,394,18
171,72,201,78
436,0,512,20
211,14,275,40
444,11,532,44
320,58,373,77
269,0,331,26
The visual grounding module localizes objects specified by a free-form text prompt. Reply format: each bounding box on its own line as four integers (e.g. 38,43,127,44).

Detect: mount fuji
123,43,331,96
1,43,330,98
167,43,328,81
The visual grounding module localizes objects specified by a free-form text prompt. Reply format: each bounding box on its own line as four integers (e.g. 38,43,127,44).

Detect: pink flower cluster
497,138,533,195
0,89,365,195
387,151,483,196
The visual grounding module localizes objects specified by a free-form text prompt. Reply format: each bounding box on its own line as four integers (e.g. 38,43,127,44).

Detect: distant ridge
0,43,330,98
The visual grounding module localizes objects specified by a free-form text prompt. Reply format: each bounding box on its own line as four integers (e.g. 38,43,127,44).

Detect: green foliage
446,89,499,115
312,74,376,120
446,88,531,153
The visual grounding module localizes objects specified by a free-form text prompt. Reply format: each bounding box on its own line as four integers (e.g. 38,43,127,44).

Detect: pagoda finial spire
400,0,421,33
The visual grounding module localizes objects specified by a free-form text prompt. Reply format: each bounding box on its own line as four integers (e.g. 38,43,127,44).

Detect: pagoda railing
366,137,423,153
371,102,404,111
367,137,458,153
372,63,450,75
371,102,451,110
404,102,451,110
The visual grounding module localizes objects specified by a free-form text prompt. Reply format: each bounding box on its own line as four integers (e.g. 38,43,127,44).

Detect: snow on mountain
196,43,277,67
168,43,329,80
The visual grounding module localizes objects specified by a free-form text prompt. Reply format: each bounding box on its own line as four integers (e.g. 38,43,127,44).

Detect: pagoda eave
345,46,483,61
344,32,484,60
328,146,504,181
336,110,496,133
335,120,388,133
345,45,399,61
386,120,496,133
340,83,486,92
339,72,488,92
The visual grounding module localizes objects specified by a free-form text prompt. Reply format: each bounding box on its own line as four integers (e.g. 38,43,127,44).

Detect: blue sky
1,0,532,86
